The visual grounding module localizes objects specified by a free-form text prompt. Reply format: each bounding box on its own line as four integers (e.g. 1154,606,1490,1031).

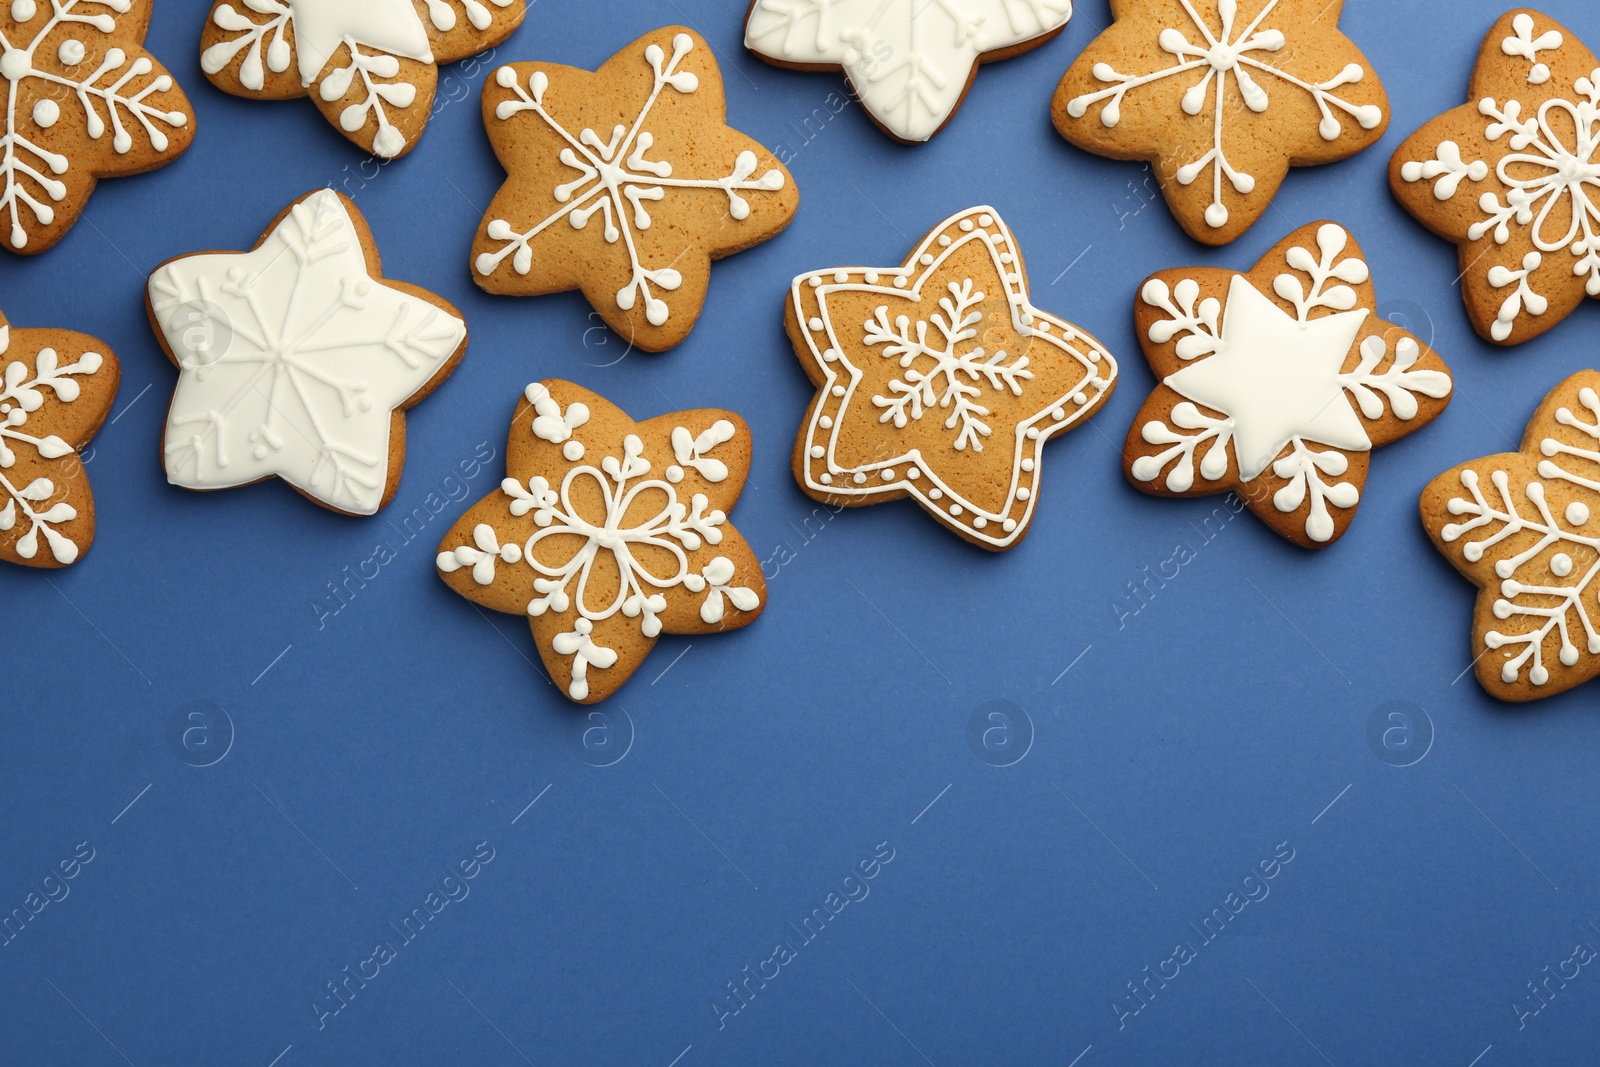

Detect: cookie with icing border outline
199,0,526,159
1422,370,1600,702
0,310,119,568
788,205,1118,551
1389,9,1600,346
471,26,799,353
435,380,765,705
1052,0,1389,246
742,0,1074,144
146,189,468,518
1125,220,1454,549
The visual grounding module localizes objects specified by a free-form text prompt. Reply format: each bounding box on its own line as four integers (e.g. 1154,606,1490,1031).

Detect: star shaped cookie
1422,371,1600,701
200,0,526,159
1052,0,1388,244
787,206,1117,551
743,0,1074,142
1125,222,1454,547
0,310,119,568
473,26,799,353
437,381,765,704
0,0,194,254
1391,9,1600,346
148,190,468,517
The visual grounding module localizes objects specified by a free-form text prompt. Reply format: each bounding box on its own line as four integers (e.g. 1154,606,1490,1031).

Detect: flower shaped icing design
0,0,194,253
0,309,119,568
1391,9,1600,346
1125,222,1454,548
148,190,468,516
472,27,799,353
200,0,526,159
1422,371,1600,701
743,0,1073,142
437,381,765,704
788,206,1117,551
1052,0,1388,245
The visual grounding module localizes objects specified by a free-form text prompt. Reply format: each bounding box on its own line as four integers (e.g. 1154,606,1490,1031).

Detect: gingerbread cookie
1125,222,1454,547
743,0,1073,143
0,310,120,568
0,0,194,254
148,189,468,517
1391,10,1600,346
473,27,798,353
436,381,764,704
1422,371,1600,701
200,0,525,159
1053,0,1388,245
788,206,1117,551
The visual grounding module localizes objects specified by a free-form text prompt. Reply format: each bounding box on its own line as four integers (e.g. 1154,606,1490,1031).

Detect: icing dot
1074,393,1088,406
1567,502,1591,526
1052,407,1066,421
809,445,824,458
808,275,824,288
1552,553,1574,577
833,271,848,283
973,517,988,529
1021,458,1034,472
928,488,943,500
892,275,908,288
1002,519,1017,533
864,271,879,284
938,235,951,247
818,415,833,429
907,469,920,480
820,473,832,484
881,469,895,480
562,441,585,462
822,348,839,362
665,464,684,483
979,214,994,227
831,385,845,397
948,504,962,516
853,472,867,484
10,0,35,20
919,253,934,265
32,99,58,128
58,38,84,65
1000,253,1013,264
1025,427,1041,439
1017,488,1031,501
808,316,824,331
959,219,974,231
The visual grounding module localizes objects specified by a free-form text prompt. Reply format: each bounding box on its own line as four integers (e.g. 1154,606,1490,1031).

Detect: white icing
0,0,190,249
437,393,760,701
790,205,1116,550
1438,384,1600,687
744,0,1073,141
151,190,466,516
1066,0,1382,229
1134,224,1452,543
0,325,106,565
1399,16,1600,342
202,0,510,158
476,33,787,326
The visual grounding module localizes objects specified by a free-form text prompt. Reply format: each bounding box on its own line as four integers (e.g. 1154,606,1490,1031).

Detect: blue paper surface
4,2,1600,1064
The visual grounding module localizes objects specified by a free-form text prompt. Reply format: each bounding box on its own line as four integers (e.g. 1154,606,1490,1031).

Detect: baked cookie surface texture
472,27,799,353
437,381,765,704
0,0,194,253
149,190,468,517
1422,371,1600,702
1053,0,1388,245
1125,222,1454,548
200,0,526,158
0,310,119,568
1391,9,1600,346
743,0,1074,142
788,206,1117,551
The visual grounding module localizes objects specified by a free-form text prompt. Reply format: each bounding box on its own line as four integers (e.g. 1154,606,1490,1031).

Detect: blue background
4,1,1599,1064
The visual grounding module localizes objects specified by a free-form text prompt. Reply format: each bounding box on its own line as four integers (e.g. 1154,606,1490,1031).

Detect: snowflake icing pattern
1058,0,1384,236
150,191,466,516
0,0,192,251
437,382,763,703
1427,371,1600,699
473,30,792,346
1396,11,1600,344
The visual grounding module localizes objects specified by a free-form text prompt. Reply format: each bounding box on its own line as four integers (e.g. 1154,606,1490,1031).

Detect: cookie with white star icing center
146,189,468,517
